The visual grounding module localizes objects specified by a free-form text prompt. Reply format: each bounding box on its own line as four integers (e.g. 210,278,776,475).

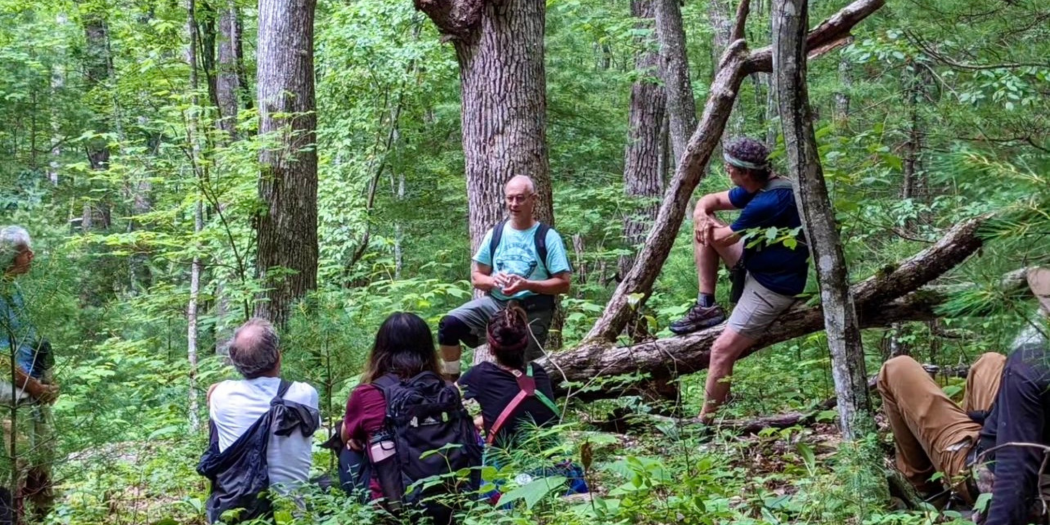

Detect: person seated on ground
0,225,60,523
342,312,480,524
877,268,1050,525
458,306,587,502
458,306,558,448
438,175,572,381
667,137,809,422
200,318,320,523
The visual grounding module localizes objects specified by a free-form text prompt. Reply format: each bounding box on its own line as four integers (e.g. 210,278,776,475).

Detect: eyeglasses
505,195,532,204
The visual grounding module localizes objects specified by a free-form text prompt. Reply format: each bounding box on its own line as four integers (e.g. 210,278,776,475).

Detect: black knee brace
438,315,472,347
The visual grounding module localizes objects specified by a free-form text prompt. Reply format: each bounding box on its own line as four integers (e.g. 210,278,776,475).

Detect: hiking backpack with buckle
370,371,483,514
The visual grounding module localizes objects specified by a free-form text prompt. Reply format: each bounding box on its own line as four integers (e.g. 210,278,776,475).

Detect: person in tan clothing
877,352,1004,499
878,267,1050,524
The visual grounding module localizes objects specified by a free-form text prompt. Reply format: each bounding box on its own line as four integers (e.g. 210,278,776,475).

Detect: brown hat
1028,267,1050,314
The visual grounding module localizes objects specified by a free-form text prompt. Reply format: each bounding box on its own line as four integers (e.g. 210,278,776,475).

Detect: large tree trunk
186,0,203,433
710,0,745,137
415,0,553,252
212,0,240,351
216,0,239,140
774,0,870,438
255,0,319,326
620,0,667,278
546,216,989,399
82,14,111,233
586,0,886,344
653,0,697,162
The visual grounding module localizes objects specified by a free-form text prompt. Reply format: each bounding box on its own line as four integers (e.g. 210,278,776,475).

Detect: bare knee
709,339,739,370
692,199,706,220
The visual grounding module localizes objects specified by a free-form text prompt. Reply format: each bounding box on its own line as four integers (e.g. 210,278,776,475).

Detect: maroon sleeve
343,384,387,444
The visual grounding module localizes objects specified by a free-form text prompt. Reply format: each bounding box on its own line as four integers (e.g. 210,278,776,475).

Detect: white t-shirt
208,377,319,488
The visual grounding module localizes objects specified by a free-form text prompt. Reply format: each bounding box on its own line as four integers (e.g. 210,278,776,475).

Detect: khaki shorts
726,274,796,339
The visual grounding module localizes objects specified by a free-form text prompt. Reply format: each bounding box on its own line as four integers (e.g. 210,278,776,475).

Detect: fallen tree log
637,361,972,435
544,218,1030,400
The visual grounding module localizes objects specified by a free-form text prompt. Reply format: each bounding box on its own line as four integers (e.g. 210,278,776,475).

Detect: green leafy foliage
0,0,1047,523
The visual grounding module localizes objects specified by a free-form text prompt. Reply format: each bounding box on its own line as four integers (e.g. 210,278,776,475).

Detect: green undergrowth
48,415,974,525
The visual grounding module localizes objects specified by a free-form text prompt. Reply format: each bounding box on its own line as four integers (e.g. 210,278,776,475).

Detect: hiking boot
669,303,726,335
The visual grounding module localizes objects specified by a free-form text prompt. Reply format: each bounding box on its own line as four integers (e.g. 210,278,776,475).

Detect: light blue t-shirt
473,222,571,301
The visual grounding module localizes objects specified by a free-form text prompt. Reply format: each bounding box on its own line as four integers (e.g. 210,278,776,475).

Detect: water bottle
368,436,396,463
369,433,402,512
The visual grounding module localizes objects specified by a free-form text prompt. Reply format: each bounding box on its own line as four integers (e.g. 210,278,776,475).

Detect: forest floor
54,402,972,524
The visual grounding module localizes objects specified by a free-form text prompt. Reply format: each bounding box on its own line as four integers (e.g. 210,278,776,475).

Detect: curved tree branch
744,0,886,74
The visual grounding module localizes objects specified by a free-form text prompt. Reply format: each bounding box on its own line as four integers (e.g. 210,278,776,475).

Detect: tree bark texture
48,13,67,186
416,0,553,253
255,0,319,326
834,57,852,123
82,14,111,233
546,216,991,399
900,64,927,218
620,0,667,278
585,0,886,345
710,0,745,137
744,0,885,74
216,0,239,140
653,0,697,162
186,0,203,433
774,0,871,438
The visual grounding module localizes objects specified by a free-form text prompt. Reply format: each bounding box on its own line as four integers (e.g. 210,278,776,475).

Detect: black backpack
198,380,324,524
370,372,483,519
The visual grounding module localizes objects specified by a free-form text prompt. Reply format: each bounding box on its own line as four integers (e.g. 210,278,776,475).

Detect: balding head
227,318,281,378
505,175,536,195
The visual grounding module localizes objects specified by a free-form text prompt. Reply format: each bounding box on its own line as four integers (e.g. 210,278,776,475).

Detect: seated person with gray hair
199,318,319,523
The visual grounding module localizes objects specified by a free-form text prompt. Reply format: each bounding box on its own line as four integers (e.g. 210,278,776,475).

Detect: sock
698,293,715,308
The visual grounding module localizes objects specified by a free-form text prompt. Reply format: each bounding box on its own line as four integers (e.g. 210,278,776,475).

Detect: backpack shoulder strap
370,374,400,397
534,223,550,276
762,178,795,192
486,364,559,445
488,220,508,263
526,364,560,416
275,379,293,401
487,369,529,446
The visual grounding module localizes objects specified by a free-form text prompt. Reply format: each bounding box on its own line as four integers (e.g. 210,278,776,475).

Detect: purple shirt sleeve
343,384,387,445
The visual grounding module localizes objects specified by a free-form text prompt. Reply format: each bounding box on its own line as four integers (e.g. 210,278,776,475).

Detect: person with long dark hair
341,312,480,524
341,312,441,497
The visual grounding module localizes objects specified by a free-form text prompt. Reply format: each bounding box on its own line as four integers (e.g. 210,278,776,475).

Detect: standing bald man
438,176,572,380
